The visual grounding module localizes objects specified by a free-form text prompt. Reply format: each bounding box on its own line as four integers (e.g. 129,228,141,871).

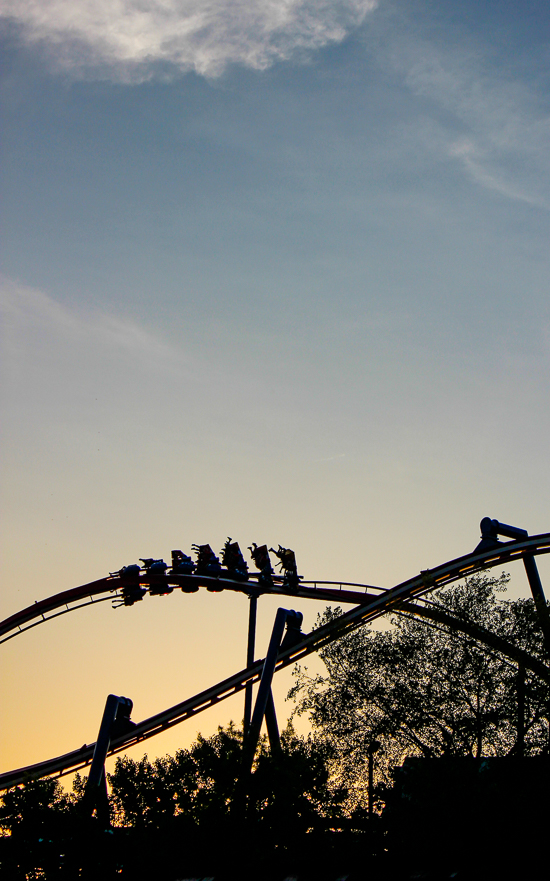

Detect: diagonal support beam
478,518,550,657
395,600,550,684
243,608,287,772
86,694,134,823
523,555,550,657
242,608,301,773
265,689,281,756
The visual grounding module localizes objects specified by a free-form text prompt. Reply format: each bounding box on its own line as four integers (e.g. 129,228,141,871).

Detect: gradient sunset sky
1,0,550,775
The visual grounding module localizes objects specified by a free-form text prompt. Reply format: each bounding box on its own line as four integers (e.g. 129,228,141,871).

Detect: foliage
105,723,350,876
0,776,90,879
108,722,244,827
289,573,550,807
0,725,351,878
0,776,79,838
249,723,348,836
107,721,346,832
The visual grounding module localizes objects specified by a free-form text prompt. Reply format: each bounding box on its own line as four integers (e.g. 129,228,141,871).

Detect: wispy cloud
379,27,550,208
448,139,549,209
0,276,181,371
0,0,377,79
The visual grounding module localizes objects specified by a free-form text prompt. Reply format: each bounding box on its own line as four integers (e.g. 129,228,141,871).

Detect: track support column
244,592,258,735
265,689,281,756
86,694,134,823
478,518,550,656
368,740,380,819
522,556,550,656
242,608,304,774
243,607,287,772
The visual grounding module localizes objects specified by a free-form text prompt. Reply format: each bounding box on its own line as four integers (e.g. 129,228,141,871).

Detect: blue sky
1,0,550,772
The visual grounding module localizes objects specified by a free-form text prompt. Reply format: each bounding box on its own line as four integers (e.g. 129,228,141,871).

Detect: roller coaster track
0,577,385,645
2,533,550,790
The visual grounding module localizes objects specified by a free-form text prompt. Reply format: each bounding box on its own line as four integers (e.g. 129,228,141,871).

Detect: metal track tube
6,535,550,789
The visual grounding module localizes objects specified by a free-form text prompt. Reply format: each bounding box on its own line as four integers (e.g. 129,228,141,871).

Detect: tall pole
368,741,380,819
244,593,257,735
517,664,525,757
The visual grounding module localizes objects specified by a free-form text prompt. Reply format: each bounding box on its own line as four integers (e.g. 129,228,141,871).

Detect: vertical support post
243,607,288,774
517,664,525,757
244,593,258,735
523,556,550,656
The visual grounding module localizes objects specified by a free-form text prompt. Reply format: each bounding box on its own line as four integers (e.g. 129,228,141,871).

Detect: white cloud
0,0,377,79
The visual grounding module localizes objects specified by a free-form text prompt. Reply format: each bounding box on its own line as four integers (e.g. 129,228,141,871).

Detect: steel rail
391,601,550,684
0,596,115,645
2,533,550,789
0,577,387,645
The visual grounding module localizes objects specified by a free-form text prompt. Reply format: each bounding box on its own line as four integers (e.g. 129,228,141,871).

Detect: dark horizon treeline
2,726,549,880
0,724,383,880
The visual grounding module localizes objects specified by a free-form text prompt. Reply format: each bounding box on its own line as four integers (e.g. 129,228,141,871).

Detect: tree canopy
1,724,351,879
289,573,550,806
108,721,346,834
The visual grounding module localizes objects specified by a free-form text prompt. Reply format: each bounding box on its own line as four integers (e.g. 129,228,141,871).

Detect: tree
108,722,345,832
0,726,349,879
106,723,349,878
0,776,86,879
0,776,75,838
108,722,244,829
289,573,550,808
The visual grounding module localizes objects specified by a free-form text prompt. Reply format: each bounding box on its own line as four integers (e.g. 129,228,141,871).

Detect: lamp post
368,740,380,819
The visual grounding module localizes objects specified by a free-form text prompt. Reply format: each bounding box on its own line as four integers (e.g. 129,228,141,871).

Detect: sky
1,0,550,777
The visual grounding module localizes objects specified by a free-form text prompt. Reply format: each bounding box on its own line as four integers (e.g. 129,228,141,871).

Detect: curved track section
0,576,385,645
2,533,550,789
